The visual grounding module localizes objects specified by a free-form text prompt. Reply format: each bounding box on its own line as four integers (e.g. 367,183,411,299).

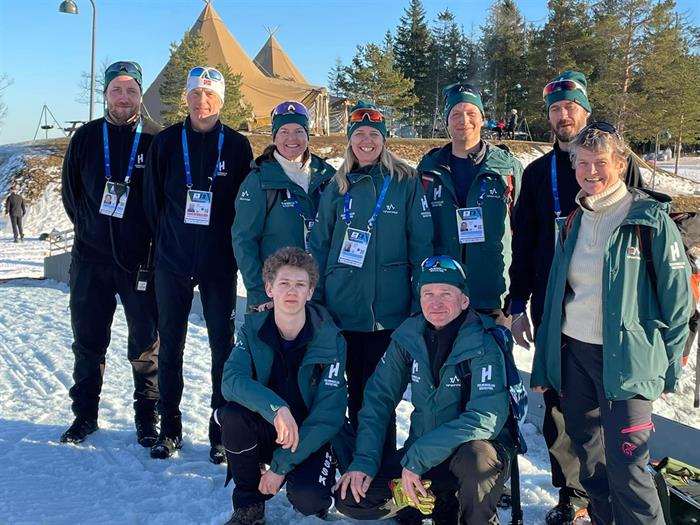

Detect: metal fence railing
46,228,74,256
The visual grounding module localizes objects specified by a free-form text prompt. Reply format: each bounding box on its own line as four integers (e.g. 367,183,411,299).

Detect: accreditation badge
99,181,129,219
338,227,371,268
303,219,315,252
456,207,485,244
554,215,568,247
184,190,213,226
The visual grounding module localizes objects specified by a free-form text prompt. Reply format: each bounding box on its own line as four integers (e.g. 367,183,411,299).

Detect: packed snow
0,147,698,524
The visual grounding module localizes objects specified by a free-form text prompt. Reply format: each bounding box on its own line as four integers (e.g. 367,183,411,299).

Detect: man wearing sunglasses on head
60,61,161,447
418,83,523,329
335,255,518,525
143,66,253,461
507,71,646,525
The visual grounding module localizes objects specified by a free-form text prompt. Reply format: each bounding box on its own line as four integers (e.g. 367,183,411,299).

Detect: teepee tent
253,33,308,83
142,2,329,133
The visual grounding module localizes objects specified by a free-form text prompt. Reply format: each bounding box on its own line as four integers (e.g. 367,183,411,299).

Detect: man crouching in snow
215,247,347,525
335,255,517,524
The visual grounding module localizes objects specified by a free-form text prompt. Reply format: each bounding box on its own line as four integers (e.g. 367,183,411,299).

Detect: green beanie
417,256,469,295
442,82,484,120
347,100,387,139
271,101,309,139
104,61,142,93
543,70,592,113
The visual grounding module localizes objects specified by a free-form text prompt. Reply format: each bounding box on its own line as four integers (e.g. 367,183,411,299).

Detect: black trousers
217,402,336,516
343,329,396,455
336,441,509,524
561,337,663,525
68,258,159,420
10,215,23,240
154,269,235,419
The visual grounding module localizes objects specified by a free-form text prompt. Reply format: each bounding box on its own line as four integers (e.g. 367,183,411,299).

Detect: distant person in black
506,109,518,139
5,185,26,242
507,70,645,525
60,61,161,447
143,66,253,462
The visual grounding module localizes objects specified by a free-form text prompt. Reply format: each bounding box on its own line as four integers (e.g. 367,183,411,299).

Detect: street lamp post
651,129,671,190
59,0,97,121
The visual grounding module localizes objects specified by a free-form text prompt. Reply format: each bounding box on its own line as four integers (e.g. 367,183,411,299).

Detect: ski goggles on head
349,107,384,123
542,79,587,100
442,82,480,101
105,61,142,76
188,67,223,82
578,121,621,139
271,100,309,118
420,255,467,279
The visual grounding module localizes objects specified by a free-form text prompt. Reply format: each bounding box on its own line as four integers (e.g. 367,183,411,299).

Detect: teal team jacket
417,143,523,310
232,154,335,307
221,304,347,476
348,312,512,477
308,164,433,331
532,190,693,401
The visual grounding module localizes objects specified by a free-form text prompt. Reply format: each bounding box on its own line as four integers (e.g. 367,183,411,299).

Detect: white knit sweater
561,179,633,344
274,150,312,193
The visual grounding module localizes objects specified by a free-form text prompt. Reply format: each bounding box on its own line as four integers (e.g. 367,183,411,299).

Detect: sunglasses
271,100,309,118
349,107,384,123
442,82,480,100
542,79,587,99
421,255,466,279
105,61,142,76
188,67,223,82
578,121,621,139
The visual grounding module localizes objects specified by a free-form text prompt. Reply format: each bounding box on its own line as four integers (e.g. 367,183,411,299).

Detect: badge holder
456,207,485,244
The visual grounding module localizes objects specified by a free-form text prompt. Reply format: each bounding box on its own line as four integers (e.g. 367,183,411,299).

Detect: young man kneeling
216,247,347,524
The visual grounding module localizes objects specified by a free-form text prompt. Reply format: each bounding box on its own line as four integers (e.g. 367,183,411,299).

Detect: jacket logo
433,186,442,200
323,362,340,387
626,246,640,260
670,241,686,270
383,203,398,215
411,360,420,383
445,374,461,388
135,153,144,167
239,190,251,202
486,187,501,198
217,160,227,176
318,450,333,486
477,365,495,391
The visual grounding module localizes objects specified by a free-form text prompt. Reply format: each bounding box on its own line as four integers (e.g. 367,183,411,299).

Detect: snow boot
224,502,265,525
60,417,98,444
134,400,159,448
150,414,182,459
209,411,226,464
546,502,590,525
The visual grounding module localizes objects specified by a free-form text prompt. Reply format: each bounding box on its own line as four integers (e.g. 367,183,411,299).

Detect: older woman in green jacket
308,100,433,453
233,101,335,311
531,122,692,525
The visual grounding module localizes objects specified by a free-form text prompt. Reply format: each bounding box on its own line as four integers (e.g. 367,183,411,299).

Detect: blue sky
0,0,697,145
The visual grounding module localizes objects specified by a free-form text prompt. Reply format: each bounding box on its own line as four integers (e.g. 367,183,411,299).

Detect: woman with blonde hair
309,100,433,453
531,122,692,524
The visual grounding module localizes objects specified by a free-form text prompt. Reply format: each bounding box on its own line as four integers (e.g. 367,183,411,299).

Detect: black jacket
5,193,25,217
61,117,160,271
143,118,252,278
508,143,645,327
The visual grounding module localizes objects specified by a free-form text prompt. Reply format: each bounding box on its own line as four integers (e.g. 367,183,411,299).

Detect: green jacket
232,154,335,307
417,143,523,310
221,303,347,476
532,189,692,401
348,311,511,477
308,164,433,331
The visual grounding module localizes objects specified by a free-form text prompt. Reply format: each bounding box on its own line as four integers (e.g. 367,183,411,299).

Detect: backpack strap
638,225,657,287
266,189,280,214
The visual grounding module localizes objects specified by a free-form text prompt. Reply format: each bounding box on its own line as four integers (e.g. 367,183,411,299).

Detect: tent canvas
253,34,309,84
142,3,329,133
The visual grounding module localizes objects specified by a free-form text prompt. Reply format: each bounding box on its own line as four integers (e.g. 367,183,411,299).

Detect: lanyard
551,155,562,218
475,177,488,207
343,175,391,231
181,124,224,191
102,120,142,183
286,190,309,221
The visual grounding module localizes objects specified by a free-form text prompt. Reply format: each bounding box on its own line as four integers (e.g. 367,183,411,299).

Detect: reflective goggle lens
421,256,466,279
189,67,223,81
106,61,142,75
542,79,587,99
349,108,384,123
271,101,309,118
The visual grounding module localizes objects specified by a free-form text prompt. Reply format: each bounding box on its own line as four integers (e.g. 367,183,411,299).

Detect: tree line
328,0,700,149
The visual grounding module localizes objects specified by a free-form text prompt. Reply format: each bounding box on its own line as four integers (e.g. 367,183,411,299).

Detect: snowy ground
0,149,698,524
